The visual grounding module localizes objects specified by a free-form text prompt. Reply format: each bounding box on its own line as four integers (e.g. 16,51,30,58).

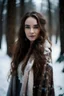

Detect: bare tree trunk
47,0,52,40
59,0,64,55
0,0,5,49
20,0,25,16
59,0,64,72
6,0,16,57
55,5,60,44
57,0,64,63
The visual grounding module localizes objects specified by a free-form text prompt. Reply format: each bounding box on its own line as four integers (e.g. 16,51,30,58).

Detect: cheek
25,29,29,33
37,30,40,36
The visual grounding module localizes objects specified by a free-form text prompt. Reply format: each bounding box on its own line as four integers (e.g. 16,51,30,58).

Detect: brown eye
34,25,39,29
25,25,30,29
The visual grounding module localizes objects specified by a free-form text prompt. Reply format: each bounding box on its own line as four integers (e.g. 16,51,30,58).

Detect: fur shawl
7,40,55,96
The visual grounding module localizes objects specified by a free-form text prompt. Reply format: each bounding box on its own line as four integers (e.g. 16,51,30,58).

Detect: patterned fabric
6,64,55,96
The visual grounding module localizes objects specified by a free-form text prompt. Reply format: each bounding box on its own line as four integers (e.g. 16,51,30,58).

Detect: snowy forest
0,0,64,96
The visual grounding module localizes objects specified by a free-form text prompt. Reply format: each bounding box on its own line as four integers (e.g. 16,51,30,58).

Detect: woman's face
24,17,40,42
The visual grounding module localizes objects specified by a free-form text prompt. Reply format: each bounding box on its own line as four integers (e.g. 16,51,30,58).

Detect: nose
30,28,34,33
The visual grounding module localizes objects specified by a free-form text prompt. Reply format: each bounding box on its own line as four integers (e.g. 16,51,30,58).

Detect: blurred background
0,0,64,96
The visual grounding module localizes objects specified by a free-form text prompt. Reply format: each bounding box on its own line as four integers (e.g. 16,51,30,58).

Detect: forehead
25,17,38,25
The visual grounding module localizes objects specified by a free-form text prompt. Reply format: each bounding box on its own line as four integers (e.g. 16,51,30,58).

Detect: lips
29,35,35,37
28,35,36,41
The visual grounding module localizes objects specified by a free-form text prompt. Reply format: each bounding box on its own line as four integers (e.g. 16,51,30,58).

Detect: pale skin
24,17,40,45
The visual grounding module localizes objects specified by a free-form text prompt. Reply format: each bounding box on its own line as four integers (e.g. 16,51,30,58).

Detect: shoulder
44,40,52,64
44,39,52,53
44,40,52,58
44,39,51,48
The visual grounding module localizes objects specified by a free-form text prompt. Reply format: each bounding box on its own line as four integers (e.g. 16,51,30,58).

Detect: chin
29,39,36,42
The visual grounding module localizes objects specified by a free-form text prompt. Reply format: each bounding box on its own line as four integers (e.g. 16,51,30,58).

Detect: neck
30,42,33,47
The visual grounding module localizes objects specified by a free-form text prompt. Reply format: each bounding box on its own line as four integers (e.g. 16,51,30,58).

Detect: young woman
7,11,55,96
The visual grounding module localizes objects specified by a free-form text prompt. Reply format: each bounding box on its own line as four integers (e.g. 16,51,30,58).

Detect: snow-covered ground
52,36,64,96
0,35,11,96
0,35,64,96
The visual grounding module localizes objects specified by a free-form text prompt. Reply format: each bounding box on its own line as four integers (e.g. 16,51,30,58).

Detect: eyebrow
34,24,39,27
25,24,38,26
25,24,30,27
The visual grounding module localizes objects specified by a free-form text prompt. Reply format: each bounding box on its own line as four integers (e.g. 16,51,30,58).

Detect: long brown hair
10,11,51,80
